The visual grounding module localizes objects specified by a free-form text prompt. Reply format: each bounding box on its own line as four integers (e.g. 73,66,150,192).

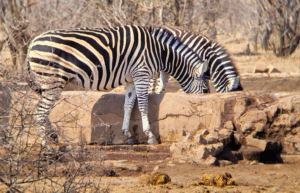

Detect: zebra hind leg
122,83,138,144
35,82,64,147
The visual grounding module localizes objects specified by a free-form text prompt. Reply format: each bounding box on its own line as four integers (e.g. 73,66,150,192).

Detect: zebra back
27,25,206,94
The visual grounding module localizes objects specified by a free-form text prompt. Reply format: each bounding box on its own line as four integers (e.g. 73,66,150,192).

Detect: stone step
103,151,172,161
70,144,172,162
83,144,171,153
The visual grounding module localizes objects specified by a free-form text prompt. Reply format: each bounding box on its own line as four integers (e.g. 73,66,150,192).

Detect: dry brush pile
0,67,109,192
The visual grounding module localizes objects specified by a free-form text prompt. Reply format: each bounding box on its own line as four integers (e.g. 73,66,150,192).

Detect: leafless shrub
0,64,106,192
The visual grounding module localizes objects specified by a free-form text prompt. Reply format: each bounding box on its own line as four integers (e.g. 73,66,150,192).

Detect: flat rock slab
90,91,276,144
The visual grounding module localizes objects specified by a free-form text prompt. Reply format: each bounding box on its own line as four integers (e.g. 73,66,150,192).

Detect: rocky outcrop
90,91,277,144
52,91,300,161
4,88,300,164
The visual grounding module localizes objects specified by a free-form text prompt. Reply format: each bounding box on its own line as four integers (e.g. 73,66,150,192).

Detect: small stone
278,97,293,113
246,135,267,151
238,145,262,161
271,114,291,128
219,160,233,167
178,160,186,164
224,121,234,130
170,142,193,154
196,145,210,159
218,129,233,145
208,143,224,157
290,113,300,126
264,105,279,122
199,135,207,144
194,129,209,144
237,109,267,134
234,97,247,121
153,165,160,172
254,122,266,133
204,155,218,166
234,133,242,143
240,122,254,134
139,174,151,185
182,133,194,142
167,164,176,167
112,162,142,172
206,131,219,144
176,183,184,188
272,186,280,192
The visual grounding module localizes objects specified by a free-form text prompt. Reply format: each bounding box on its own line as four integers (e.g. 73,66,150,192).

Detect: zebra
149,26,243,94
27,25,208,146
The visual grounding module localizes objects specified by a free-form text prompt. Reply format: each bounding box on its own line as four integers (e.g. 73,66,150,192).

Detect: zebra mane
148,26,204,74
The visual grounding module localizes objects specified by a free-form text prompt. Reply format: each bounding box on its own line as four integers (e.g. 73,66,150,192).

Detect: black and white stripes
27,25,206,145
151,26,243,94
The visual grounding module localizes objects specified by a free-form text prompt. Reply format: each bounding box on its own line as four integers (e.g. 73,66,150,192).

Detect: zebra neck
149,26,200,86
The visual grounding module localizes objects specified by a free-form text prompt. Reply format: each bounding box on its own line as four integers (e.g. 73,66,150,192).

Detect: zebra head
214,74,243,93
209,53,243,93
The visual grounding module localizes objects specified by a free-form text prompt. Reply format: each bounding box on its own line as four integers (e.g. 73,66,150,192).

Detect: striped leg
133,77,158,144
122,83,138,144
148,77,158,94
35,79,64,147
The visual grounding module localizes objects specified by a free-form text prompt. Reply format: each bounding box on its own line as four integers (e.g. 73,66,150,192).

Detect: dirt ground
98,159,300,193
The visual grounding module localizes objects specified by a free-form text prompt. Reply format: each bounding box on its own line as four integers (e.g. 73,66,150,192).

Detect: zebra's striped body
27,25,206,145
150,26,243,94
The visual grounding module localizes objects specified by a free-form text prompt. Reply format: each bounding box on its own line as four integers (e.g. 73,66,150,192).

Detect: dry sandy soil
98,158,300,193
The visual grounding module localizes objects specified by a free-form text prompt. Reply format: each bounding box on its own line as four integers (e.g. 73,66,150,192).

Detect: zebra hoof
148,137,159,144
127,136,138,145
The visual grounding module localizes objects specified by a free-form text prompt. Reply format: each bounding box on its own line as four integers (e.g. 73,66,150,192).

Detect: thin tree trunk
262,26,272,50
174,0,180,26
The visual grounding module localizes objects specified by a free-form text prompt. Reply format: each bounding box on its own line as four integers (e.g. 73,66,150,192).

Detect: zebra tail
26,59,43,95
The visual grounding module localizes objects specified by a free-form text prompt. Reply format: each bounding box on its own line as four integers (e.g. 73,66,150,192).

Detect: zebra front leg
148,77,158,94
134,79,158,144
122,83,138,144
